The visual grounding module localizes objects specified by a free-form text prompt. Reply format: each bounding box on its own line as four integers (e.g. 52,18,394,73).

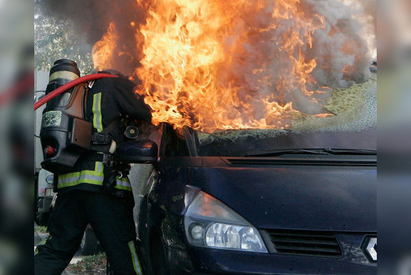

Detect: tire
150,234,169,275
81,227,100,255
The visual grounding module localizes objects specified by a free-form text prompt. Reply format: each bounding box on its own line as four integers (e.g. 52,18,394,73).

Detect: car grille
265,229,342,257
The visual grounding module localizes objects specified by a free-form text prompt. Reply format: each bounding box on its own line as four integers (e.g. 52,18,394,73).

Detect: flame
92,0,373,133
92,22,118,71
133,0,329,132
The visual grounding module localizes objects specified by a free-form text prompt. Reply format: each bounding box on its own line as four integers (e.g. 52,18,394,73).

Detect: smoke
40,0,376,79
211,0,376,116
39,0,147,76
304,0,375,89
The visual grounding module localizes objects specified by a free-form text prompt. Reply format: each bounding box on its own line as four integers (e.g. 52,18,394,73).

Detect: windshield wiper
322,148,377,155
245,148,377,157
245,148,330,157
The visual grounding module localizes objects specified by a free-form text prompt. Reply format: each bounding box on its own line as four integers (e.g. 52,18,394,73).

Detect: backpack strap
90,118,120,153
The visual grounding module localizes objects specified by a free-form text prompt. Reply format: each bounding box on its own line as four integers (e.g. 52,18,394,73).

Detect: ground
65,253,107,275
34,224,106,275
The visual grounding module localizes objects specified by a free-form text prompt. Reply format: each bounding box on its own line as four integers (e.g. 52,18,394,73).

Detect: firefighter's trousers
34,190,143,275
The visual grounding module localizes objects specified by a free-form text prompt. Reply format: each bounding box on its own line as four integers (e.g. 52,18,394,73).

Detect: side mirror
115,139,158,163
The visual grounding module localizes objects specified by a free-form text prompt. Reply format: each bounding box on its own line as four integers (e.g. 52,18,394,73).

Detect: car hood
195,159,376,232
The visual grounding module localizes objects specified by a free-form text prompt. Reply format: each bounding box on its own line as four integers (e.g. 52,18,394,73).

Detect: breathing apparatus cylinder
49,59,80,85
40,59,92,173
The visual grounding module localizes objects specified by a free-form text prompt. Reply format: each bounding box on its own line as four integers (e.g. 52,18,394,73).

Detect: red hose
34,73,118,111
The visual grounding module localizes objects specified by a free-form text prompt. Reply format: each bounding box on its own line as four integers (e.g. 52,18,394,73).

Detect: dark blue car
117,77,377,274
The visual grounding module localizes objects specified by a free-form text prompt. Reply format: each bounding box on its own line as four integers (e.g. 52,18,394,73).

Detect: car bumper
165,246,376,275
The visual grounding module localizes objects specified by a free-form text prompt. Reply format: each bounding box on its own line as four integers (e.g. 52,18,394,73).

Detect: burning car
39,0,377,273
33,0,379,271
116,74,377,275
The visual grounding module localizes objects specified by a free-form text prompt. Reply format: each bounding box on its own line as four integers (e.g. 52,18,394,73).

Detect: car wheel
81,227,100,255
150,234,169,275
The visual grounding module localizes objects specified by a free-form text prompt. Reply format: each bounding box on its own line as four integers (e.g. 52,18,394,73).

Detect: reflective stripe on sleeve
93,92,103,133
115,177,132,192
128,240,143,275
95,161,104,173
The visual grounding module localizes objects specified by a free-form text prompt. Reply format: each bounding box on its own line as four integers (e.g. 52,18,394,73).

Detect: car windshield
195,74,376,157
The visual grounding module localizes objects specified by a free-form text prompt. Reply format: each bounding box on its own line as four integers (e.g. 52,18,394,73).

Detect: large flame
93,0,373,133
92,22,118,71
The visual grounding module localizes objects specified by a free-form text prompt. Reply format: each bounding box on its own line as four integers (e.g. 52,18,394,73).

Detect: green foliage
35,3,94,75
67,252,107,274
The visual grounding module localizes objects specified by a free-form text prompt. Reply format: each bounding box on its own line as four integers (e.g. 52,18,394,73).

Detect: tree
35,2,94,74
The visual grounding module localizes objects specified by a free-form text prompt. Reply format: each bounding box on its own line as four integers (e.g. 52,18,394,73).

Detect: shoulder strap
90,118,120,146
101,118,120,135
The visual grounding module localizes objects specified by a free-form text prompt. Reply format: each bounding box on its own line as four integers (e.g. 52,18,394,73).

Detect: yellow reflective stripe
128,241,143,275
58,178,103,188
116,177,130,184
58,161,105,189
93,93,103,133
34,238,48,255
115,177,132,192
59,170,103,179
95,161,104,173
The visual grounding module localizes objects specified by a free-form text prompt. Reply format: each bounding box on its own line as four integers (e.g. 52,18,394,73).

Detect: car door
138,123,192,274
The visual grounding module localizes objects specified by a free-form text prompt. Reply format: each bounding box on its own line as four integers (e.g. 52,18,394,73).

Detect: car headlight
184,189,268,253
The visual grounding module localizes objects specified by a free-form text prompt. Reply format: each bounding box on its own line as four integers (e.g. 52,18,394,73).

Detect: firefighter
34,71,151,275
